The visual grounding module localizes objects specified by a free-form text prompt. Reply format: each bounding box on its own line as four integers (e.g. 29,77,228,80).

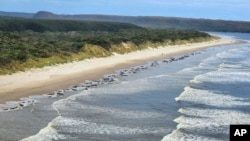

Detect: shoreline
0,37,243,104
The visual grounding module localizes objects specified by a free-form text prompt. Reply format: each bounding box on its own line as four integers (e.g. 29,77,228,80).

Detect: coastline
0,37,243,104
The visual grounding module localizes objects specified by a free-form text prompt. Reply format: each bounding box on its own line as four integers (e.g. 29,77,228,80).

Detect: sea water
0,32,249,141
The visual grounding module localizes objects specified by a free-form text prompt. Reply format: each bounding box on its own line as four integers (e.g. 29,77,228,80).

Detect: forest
2,11,250,33
0,17,213,74
0,16,141,32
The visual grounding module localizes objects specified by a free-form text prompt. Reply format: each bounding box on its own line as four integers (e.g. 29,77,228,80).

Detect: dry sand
0,37,242,104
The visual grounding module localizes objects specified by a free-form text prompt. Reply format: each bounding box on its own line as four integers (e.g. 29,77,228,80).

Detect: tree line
0,17,212,74
0,16,141,32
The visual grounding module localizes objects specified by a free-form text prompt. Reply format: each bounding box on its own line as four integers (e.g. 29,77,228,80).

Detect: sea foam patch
218,63,244,71
161,108,250,141
20,119,67,141
177,108,250,132
216,47,250,60
53,116,169,135
192,71,250,84
53,99,166,119
161,130,222,141
175,87,250,107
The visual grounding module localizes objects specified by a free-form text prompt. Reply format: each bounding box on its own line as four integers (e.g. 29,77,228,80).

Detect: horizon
0,0,249,21
1,10,249,22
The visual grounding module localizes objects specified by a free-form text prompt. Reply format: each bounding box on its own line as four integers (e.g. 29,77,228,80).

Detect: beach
0,37,240,104
1,32,250,141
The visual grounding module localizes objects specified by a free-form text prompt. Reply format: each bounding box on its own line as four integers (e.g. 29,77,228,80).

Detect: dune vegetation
0,18,215,74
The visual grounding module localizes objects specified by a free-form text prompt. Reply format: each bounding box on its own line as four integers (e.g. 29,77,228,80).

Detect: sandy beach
0,37,242,104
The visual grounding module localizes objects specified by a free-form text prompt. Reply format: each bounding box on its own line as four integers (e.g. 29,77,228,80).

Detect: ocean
0,32,250,141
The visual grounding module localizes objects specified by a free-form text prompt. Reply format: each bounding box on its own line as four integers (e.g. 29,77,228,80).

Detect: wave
175,86,250,107
53,116,170,136
54,100,167,119
163,42,250,141
192,71,250,84
20,117,66,141
162,108,250,141
162,104,250,141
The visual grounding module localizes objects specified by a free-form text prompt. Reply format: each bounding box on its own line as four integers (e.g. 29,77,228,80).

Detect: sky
0,0,249,21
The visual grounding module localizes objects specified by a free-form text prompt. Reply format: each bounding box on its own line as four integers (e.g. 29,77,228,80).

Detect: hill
0,16,141,32
1,11,250,32
0,11,33,18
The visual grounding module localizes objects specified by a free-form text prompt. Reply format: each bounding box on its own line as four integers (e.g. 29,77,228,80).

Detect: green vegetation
2,11,250,33
0,18,214,75
0,16,141,32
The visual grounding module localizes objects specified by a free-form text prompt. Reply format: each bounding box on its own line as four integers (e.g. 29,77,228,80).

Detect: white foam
175,87,250,107
177,67,200,74
53,100,166,119
161,130,222,141
162,108,250,141
53,116,169,135
216,48,249,59
218,63,243,71
147,74,170,79
21,117,66,141
192,71,250,84
176,108,250,134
